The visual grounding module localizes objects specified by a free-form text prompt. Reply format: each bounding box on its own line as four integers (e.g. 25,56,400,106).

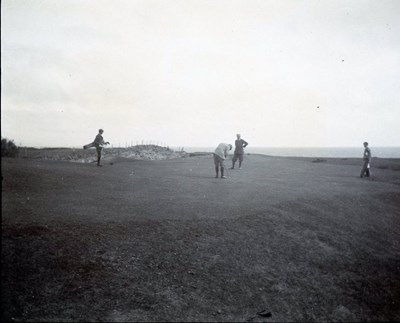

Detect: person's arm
242,139,248,148
364,148,371,160
224,146,229,158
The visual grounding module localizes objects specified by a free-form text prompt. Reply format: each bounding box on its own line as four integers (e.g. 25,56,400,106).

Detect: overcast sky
2,0,399,148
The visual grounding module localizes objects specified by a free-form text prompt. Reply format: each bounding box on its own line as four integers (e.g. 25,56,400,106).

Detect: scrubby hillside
19,145,188,163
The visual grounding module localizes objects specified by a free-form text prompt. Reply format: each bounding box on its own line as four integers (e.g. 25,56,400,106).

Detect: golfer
230,134,248,169
360,141,371,177
214,143,232,179
84,129,110,166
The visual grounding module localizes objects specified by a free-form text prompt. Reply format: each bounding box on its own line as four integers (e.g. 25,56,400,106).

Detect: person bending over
214,143,232,179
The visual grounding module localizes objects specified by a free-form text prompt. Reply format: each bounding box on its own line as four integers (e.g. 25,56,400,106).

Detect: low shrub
1,138,19,157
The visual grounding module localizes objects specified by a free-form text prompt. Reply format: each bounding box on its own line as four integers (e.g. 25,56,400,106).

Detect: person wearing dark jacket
84,129,109,166
230,134,248,169
360,142,371,177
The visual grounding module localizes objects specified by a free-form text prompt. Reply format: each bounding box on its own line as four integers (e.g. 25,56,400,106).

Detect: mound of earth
20,145,189,163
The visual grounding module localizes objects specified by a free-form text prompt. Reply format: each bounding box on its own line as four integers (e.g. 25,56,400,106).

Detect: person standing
214,143,232,179
84,129,109,166
230,134,248,169
360,141,371,177
94,129,110,166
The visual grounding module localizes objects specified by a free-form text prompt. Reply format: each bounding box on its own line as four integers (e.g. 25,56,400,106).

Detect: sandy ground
2,154,400,322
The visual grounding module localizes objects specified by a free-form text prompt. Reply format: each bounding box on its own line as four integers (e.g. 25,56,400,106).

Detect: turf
2,155,400,321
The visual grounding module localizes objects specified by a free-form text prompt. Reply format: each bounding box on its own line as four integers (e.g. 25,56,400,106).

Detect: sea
182,147,400,158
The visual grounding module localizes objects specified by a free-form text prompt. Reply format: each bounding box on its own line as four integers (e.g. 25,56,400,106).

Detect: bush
1,138,19,157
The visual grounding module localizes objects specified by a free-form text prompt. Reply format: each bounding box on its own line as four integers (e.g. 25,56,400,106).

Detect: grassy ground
2,154,400,322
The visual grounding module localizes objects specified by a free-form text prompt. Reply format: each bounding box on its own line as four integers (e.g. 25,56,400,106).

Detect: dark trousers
96,146,103,165
214,154,225,177
232,152,244,168
360,160,370,177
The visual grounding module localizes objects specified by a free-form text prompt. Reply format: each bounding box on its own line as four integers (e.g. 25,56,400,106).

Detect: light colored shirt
214,143,231,159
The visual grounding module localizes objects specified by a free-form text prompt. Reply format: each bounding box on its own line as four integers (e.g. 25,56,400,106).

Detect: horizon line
16,145,400,149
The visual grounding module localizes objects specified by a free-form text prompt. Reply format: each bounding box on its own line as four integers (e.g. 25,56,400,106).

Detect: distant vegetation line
6,144,189,162
1,136,188,159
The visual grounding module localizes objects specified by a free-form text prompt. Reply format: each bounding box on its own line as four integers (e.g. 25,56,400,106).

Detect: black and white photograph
2,0,400,321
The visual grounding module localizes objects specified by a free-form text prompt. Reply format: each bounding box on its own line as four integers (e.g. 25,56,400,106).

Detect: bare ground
2,154,400,322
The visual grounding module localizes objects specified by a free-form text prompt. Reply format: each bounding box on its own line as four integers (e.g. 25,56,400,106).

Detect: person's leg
366,163,370,177
231,153,237,169
96,146,102,166
221,159,226,178
238,154,243,169
214,154,219,177
360,160,367,177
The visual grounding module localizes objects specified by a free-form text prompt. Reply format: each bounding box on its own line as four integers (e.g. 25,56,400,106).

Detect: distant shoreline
11,145,400,159
185,146,400,159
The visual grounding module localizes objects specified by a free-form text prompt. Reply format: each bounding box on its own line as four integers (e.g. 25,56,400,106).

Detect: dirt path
2,155,400,321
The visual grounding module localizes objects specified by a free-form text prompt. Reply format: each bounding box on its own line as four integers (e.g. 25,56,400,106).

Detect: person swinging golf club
84,129,110,166
213,143,232,179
